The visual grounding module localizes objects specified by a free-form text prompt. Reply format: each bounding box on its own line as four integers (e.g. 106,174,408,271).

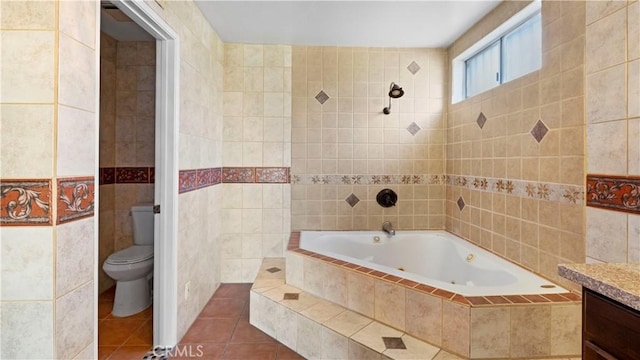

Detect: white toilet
103,203,154,317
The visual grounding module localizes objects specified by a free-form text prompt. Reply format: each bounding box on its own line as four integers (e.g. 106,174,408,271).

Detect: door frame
108,0,180,348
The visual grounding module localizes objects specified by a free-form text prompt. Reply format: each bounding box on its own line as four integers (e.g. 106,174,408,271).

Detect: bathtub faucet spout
382,221,395,236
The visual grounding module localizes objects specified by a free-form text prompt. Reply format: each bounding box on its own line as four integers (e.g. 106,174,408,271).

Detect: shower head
383,82,403,115
389,82,404,98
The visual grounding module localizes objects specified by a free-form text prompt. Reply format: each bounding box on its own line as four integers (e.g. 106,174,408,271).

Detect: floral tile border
0,179,52,226
291,173,584,204
291,174,585,204
586,174,640,214
223,167,290,183
100,167,116,185
179,167,223,193
287,232,581,307
115,167,150,183
178,169,198,193
179,167,290,193
256,167,290,183
57,177,95,224
290,174,447,185
446,174,585,204
222,167,255,183
100,167,154,185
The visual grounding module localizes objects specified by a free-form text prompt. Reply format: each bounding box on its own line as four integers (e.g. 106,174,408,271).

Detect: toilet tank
131,203,154,245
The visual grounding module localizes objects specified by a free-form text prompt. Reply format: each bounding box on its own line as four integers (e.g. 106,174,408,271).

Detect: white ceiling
194,1,501,48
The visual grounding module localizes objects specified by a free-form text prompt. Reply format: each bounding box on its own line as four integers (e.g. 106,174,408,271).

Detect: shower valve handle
376,189,398,208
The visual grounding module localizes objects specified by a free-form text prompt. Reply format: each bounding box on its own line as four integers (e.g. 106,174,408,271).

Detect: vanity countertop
559,263,640,311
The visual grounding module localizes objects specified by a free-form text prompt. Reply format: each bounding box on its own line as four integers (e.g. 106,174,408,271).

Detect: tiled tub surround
446,1,588,290
250,256,580,359
250,258,463,359
291,46,448,232
286,232,581,358
300,230,570,297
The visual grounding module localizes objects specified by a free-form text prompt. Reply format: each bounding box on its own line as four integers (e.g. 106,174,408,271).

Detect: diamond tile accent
345,193,360,207
266,267,281,273
382,337,407,350
407,61,421,75
476,112,487,129
283,293,299,300
457,196,465,211
315,90,330,104
406,122,421,136
531,119,549,143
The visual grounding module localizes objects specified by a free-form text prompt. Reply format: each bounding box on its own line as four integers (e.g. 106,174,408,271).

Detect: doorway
96,0,180,352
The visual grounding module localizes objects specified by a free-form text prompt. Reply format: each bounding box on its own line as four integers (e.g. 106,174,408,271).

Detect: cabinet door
583,289,640,359
584,340,618,360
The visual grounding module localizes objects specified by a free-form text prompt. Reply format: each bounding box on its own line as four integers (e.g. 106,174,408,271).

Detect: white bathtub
300,230,567,297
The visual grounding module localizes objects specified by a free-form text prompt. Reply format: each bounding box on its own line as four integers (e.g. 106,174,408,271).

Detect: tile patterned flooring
98,284,303,360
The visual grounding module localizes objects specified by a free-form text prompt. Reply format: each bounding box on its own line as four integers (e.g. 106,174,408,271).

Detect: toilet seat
106,245,153,265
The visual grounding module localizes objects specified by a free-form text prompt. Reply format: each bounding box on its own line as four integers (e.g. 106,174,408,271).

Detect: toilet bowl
103,204,154,317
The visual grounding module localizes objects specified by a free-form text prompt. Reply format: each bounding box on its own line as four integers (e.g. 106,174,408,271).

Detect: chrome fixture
382,221,395,236
383,82,404,115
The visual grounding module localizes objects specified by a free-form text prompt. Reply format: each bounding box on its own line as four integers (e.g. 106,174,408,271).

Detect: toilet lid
107,245,153,264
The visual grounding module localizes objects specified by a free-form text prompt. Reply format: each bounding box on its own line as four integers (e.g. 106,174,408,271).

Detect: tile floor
98,284,303,360
98,286,154,360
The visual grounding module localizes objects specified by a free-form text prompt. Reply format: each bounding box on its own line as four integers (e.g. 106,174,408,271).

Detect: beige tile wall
291,46,447,231
446,1,587,287
220,44,293,282
1,1,98,358
134,0,226,339
147,0,226,339
98,34,156,293
585,0,640,263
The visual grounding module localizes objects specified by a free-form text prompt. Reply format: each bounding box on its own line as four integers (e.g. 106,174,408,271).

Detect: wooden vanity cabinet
583,288,640,359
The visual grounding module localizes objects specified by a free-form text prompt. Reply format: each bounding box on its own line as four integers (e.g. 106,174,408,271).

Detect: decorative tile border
178,167,223,193
287,232,581,307
255,167,289,183
116,167,150,183
99,167,154,185
223,167,290,183
178,169,198,193
447,174,585,205
290,174,447,185
586,174,640,214
179,167,290,193
0,179,52,226
222,167,255,183
57,177,95,224
100,167,116,184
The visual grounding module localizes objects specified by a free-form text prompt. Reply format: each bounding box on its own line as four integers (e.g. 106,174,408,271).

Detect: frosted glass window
463,11,541,99
503,13,542,82
465,41,500,98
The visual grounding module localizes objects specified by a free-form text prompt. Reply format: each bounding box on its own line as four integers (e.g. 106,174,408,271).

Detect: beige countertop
558,263,640,311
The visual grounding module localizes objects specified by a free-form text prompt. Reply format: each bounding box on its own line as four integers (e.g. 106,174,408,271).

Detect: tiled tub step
250,258,461,360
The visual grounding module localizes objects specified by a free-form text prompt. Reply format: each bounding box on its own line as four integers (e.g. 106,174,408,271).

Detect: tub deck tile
432,289,456,300
542,293,572,302
383,274,404,283
485,296,511,305
503,295,531,304
398,279,420,288
466,296,491,306
523,294,552,303
415,284,437,294
451,294,470,306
